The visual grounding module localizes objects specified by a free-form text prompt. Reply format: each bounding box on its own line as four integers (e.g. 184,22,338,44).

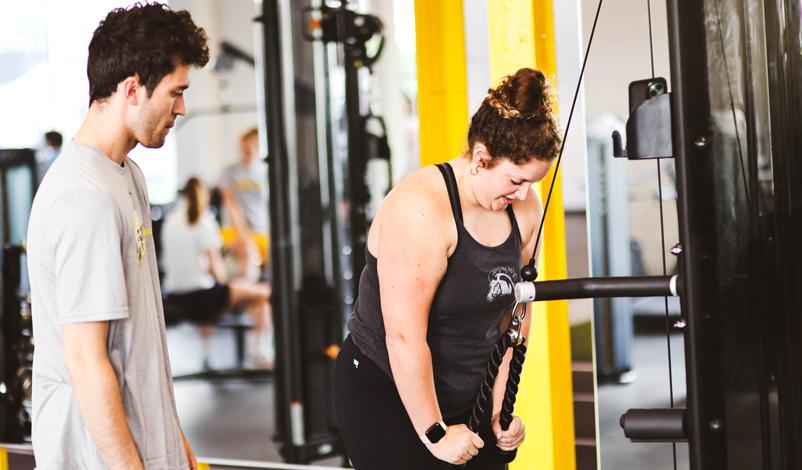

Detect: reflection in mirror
164,0,418,466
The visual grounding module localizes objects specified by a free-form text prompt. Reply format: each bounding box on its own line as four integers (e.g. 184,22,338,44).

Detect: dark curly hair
467,68,561,168
87,2,209,105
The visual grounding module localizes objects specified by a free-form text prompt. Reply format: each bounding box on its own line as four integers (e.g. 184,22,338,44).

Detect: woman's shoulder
383,165,450,210
374,164,455,237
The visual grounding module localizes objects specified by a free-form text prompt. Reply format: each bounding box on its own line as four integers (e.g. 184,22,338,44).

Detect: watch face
426,422,447,444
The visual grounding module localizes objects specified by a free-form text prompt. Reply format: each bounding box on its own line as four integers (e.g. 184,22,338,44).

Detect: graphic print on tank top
486,265,518,302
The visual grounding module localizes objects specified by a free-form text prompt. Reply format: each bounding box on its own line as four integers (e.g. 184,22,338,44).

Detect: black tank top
347,162,522,416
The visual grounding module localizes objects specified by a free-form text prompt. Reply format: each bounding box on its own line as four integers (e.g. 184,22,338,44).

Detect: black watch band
421,421,447,445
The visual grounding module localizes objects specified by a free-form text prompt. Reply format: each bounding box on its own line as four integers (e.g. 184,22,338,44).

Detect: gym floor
168,320,689,469
168,324,345,467
597,330,690,469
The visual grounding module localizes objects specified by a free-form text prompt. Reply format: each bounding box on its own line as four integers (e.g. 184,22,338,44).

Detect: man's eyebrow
176,84,189,91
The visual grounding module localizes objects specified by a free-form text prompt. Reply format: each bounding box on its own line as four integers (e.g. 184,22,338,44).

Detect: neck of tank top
449,159,484,212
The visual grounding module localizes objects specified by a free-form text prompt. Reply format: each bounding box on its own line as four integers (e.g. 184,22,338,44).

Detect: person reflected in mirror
219,127,269,283
161,177,273,369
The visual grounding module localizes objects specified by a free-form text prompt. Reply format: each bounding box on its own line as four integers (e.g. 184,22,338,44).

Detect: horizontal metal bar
620,408,688,442
526,275,679,301
0,443,34,455
198,456,348,470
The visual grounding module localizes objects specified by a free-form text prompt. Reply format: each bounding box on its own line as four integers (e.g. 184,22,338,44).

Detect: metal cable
529,0,605,269
648,1,678,468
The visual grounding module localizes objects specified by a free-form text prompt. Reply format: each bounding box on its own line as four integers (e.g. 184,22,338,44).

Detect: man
26,4,208,469
220,127,269,281
219,127,273,367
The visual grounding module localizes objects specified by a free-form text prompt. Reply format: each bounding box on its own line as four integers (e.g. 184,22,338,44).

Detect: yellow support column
487,1,575,470
0,447,7,470
413,0,468,166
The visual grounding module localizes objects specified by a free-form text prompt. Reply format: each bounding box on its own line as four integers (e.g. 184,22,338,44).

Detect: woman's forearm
386,334,442,435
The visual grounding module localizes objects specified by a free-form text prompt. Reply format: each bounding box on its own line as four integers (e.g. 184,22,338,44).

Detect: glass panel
742,0,775,214
703,2,763,468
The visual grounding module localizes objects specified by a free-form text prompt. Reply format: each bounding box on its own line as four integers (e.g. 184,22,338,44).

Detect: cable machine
0,149,38,443
258,0,386,464
499,0,802,468
259,0,802,467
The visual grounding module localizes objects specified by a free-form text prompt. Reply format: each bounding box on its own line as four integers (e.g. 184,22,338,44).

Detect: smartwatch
420,421,447,445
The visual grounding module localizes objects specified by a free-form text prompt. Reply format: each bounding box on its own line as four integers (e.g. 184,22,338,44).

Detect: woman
161,177,272,368
334,68,562,469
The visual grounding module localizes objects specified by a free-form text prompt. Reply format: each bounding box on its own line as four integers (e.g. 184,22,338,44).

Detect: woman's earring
470,167,478,176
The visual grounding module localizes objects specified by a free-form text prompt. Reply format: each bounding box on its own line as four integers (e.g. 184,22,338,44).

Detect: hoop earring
470,167,478,176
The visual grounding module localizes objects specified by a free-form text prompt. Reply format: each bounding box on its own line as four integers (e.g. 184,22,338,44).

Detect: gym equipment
481,0,802,468
0,245,33,442
0,149,37,443
259,0,364,463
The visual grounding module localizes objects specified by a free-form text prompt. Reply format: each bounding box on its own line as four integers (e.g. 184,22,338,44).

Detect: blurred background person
161,177,272,368
220,127,269,282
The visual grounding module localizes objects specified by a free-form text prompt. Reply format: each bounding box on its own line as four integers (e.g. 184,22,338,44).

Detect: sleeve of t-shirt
48,190,129,324
219,165,234,190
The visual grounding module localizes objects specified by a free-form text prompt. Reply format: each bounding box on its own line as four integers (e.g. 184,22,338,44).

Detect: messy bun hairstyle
467,68,561,167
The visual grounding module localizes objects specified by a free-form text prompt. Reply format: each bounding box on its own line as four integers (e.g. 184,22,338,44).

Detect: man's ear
119,75,141,105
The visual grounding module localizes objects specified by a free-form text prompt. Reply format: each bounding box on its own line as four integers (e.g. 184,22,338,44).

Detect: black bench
162,297,270,381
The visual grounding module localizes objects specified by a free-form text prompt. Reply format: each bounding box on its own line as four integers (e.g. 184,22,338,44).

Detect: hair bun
487,68,551,120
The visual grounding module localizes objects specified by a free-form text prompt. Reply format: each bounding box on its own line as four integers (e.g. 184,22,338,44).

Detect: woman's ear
471,142,491,169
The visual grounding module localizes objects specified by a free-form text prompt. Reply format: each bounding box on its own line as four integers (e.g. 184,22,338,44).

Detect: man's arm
220,188,253,236
62,321,144,470
180,431,198,470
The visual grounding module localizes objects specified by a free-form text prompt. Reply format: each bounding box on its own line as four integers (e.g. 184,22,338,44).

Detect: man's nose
173,95,186,116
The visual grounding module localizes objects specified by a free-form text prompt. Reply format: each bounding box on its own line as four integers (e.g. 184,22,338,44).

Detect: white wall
170,0,260,191
554,0,589,212
580,0,671,120
579,0,677,276
368,0,420,183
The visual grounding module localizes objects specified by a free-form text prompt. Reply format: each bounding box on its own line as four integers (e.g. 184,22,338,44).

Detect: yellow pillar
413,0,469,166
487,1,575,470
197,462,210,470
0,447,7,470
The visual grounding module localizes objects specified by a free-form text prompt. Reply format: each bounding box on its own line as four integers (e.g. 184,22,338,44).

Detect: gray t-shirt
220,160,268,233
27,141,187,470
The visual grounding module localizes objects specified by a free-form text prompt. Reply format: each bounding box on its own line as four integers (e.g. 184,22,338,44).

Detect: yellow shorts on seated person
221,227,269,262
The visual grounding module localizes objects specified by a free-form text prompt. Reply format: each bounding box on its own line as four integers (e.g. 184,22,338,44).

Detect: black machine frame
260,0,802,468
667,0,801,467
535,0,802,467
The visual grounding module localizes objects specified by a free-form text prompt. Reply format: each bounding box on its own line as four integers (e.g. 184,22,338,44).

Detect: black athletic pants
334,335,507,470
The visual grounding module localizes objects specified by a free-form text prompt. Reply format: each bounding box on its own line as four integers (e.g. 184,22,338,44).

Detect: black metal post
259,0,302,450
340,10,368,289
666,0,725,467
